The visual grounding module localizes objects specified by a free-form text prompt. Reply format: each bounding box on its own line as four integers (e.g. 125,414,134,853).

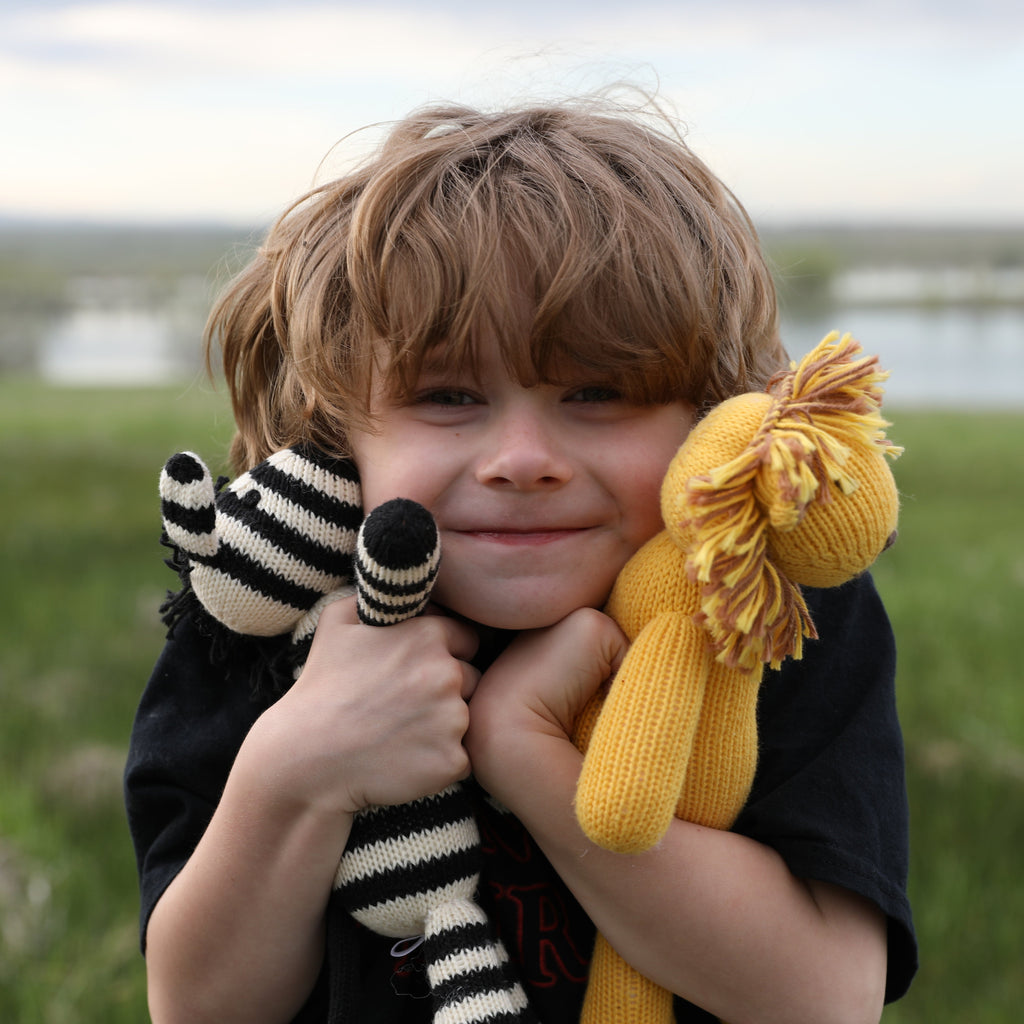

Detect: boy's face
347,333,694,630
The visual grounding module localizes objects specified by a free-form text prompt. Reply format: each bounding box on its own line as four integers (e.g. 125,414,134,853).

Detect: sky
2,0,1022,227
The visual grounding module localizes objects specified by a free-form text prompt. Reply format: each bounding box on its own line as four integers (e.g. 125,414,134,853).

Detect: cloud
2,0,1021,223
6,0,1020,81
4,4,496,85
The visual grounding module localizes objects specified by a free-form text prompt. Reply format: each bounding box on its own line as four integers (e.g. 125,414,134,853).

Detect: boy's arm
466,608,888,1024
145,598,479,1024
144,741,348,1024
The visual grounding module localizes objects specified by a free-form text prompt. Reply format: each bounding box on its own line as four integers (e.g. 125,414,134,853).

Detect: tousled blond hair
208,99,784,471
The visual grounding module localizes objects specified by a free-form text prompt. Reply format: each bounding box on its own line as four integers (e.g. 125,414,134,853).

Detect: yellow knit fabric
580,934,674,1024
571,332,901,1024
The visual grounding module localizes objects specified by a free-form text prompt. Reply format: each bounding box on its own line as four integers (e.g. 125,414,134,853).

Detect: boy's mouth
453,526,590,546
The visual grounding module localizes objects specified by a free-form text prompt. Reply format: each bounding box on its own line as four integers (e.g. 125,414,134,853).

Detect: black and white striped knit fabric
337,498,535,1024
354,498,441,626
159,448,536,1024
159,445,362,637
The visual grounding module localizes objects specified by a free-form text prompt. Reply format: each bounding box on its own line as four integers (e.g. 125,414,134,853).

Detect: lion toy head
667,330,901,671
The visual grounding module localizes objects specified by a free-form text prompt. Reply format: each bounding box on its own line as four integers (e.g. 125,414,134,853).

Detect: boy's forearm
477,728,887,1024
144,605,481,1023
145,720,352,1024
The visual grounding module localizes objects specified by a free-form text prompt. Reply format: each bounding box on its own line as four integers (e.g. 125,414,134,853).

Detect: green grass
0,378,234,1023
871,411,1024,1023
0,382,1021,1021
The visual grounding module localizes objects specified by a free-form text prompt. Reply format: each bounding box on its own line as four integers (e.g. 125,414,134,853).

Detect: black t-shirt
124,573,918,1022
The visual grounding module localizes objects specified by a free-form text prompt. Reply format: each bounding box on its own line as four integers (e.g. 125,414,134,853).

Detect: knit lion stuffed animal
159,446,536,1024
571,332,902,1024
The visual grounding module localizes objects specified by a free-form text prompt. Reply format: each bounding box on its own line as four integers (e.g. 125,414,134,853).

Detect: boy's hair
208,99,784,471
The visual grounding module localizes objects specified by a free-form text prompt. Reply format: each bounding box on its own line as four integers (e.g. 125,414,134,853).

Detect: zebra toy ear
160,452,219,560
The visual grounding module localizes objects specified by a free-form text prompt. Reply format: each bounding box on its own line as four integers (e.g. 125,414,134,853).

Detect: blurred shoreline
2,221,1023,404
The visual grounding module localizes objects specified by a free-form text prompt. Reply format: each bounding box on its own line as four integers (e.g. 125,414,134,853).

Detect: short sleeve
123,615,277,950
732,573,918,1003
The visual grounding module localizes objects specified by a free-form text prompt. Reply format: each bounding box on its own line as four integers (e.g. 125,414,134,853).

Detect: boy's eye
418,388,477,407
566,385,623,403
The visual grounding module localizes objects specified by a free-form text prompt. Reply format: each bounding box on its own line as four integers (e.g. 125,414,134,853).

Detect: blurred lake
30,298,1024,408
35,274,211,385
2,223,1023,408
784,307,1023,408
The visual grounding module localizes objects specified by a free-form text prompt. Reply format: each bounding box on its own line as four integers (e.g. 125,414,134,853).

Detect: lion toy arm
572,331,902,1024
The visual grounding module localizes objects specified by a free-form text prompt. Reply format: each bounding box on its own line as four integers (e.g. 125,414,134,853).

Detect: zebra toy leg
424,892,533,1023
336,785,533,1023
331,499,537,1024
353,498,440,625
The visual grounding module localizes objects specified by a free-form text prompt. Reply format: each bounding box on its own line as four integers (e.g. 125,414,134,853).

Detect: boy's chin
440,594,607,632
470,609,570,631
429,566,621,630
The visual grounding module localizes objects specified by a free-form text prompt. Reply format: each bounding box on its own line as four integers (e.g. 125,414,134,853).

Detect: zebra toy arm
158,448,536,1024
338,498,537,1024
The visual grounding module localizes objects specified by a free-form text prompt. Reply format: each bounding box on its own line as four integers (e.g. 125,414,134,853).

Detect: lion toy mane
571,331,902,1024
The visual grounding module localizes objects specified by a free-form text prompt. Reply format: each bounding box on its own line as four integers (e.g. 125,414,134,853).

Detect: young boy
125,99,917,1023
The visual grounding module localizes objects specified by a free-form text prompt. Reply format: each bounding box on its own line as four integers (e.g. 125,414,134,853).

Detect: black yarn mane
159,533,298,700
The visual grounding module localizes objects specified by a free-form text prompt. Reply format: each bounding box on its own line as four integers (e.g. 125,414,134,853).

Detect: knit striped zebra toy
160,444,536,1024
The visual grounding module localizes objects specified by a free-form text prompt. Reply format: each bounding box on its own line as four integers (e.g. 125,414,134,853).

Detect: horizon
4,214,1024,236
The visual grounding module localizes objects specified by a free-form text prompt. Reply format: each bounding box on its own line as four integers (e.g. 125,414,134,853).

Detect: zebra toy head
160,445,442,643
159,445,363,637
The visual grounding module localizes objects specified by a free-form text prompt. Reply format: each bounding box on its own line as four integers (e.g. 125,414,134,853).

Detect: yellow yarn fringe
684,332,902,670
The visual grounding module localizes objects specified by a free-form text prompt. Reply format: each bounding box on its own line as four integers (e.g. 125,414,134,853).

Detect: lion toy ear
673,332,901,670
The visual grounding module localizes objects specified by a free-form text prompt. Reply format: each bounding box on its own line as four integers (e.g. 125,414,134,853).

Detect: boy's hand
466,607,627,795
253,596,480,816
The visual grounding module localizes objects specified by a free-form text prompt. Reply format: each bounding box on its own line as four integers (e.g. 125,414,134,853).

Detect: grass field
0,378,1021,1022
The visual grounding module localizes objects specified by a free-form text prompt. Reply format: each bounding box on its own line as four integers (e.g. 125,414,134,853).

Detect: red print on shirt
478,804,592,992
486,880,590,988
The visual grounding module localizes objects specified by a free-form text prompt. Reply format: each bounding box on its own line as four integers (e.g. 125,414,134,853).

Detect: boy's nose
476,412,573,490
